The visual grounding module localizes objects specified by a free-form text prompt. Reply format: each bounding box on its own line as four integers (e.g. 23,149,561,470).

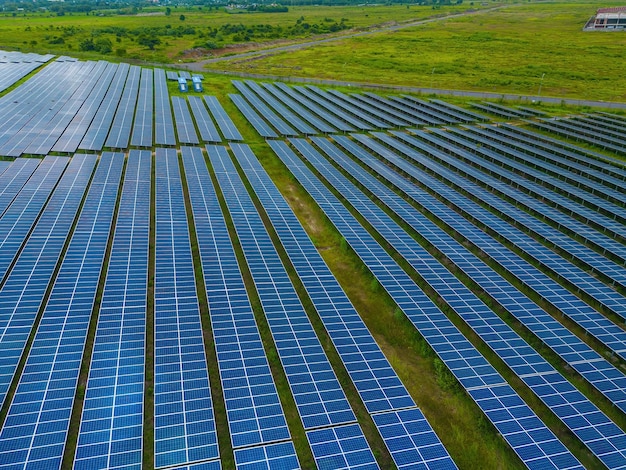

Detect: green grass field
0,3,480,63
210,1,626,102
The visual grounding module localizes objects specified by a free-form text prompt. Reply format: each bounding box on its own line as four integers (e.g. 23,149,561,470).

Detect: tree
137,34,161,50
165,7,171,16
179,14,185,21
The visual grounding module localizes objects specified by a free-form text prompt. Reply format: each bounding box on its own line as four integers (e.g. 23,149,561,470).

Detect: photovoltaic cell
307,424,379,470
154,69,177,146
298,137,626,468
172,96,199,145
74,149,151,470
188,96,221,142
153,147,219,468
0,158,41,218
233,441,299,470
104,65,141,149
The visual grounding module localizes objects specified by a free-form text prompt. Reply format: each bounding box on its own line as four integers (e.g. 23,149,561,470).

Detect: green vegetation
0,3,483,62
213,1,626,102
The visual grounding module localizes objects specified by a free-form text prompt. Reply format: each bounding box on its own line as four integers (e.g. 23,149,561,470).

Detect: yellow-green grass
211,1,626,102
0,3,482,63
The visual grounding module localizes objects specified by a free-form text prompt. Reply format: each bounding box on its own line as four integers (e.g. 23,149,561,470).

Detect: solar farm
0,51,624,470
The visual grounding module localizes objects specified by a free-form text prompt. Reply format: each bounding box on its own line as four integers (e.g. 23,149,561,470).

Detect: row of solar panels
228,80,487,138
0,58,243,157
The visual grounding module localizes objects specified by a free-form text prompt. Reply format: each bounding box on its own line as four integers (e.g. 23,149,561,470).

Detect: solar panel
307,424,379,470
180,146,292,451
74,149,151,470
0,152,124,470
397,130,626,290
130,68,154,147
154,69,177,146
105,65,141,149
268,140,583,470
233,80,298,135
0,156,68,284
172,96,199,144
188,96,222,142
306,85,386,129
233,441,299,470
243,80,316,134
203,95,243,141
52,62,125,153
325,89,407,127
153,147,219,468
273,82,354,133
77,63,131,151
229,93,278,139
231,142,457,469
336,134,626,391
261,82,337,134
373,409,457,470
0,158,41,217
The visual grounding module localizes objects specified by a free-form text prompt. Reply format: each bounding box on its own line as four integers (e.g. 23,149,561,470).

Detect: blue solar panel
180,146,292,451
333,134,626,410
74,150,151,470
203,96,243,141
0,158,40,217
0,154,96,410
306,85,384,129
421,127,626,244
298,136,626,468
234,441,299,470
384,131,626,311
104,65,141,149
154,147,219,468
268,140,583,470
77,63,130,151
130,68,154,147
273,82,353,133
172,96,199,145
232,81,298,136
188,96,222,142
230,142,457,470
261,82,337,134
0,152,124,470
52,62,125,153
307,424,379,470
229,93,278,139
243,81,317,134
372,409,457,470
154,69,177,146
206,144,357,432
325,89,408,127
0,156,67,283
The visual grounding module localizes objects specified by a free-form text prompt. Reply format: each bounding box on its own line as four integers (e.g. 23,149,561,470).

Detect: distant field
211,1,626,102
0,3,480,63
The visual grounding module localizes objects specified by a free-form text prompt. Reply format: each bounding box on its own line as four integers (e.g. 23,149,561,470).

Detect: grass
0,3,482,63
211,1,626,102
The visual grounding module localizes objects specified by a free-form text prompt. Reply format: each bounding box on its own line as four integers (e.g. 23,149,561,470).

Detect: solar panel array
0,152,123,470
287,137,626,468
0,53,625,470
154,147,219,469
74,149,151,470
